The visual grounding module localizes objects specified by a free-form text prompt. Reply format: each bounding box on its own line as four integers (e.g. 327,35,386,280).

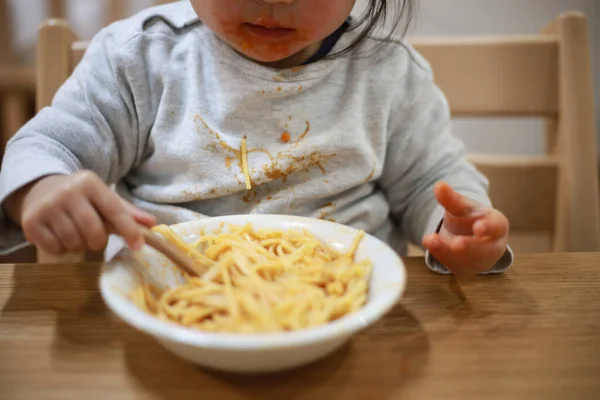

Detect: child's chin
236,43,306,64
242,50,296,64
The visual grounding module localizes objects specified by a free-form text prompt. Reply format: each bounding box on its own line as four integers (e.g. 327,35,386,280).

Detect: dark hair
333,0,417,58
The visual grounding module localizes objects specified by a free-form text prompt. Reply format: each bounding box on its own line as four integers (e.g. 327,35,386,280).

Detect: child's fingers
69,199,109,251
450,236,501,264
423,233,459,270
472,209,509,240
434,182,479,218
27,224,65,255
88,185,144,251
49,212,85,252
121,199,157,228
424,234,504,275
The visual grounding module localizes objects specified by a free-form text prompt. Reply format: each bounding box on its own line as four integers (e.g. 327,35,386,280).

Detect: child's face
190,0,356,64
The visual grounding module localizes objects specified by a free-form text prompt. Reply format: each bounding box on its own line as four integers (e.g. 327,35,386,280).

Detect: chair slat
469,154,558,231
412,36,559,117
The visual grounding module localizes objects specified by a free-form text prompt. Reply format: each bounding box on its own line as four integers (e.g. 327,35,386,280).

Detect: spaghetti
241,136,251,190
130,224,372,333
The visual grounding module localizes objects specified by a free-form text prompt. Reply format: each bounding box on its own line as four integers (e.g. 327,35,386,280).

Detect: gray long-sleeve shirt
0,2,512,273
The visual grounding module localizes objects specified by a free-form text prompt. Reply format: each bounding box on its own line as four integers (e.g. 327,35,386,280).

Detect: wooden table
1,254,599,399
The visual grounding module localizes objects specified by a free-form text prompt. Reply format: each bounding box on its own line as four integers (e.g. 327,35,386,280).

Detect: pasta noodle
241,136,252,190
130,223,372,333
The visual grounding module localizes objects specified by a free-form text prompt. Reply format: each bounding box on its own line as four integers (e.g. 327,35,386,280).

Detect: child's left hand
422,182,509,275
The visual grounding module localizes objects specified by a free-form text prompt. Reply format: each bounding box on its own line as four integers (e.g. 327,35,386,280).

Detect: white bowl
100,215,406,374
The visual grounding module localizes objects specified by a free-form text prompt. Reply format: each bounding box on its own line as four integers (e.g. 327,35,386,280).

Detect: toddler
0,0,512,274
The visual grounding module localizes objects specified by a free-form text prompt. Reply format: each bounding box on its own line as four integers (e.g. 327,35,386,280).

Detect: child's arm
0,28,155,255
379,51,512,275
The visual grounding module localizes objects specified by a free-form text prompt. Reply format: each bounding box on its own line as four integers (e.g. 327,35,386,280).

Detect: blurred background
356,0,600,160
1,0,598,159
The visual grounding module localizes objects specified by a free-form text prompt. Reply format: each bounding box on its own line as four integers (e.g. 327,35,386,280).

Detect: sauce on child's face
190,0,356,65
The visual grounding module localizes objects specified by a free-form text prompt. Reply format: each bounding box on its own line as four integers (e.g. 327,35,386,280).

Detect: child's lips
242,23,296,41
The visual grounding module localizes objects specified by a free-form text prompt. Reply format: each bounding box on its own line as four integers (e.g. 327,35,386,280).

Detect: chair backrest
48,1,179,30
38,0,178,110
411,11,600,254
34,11,600,263
48,0,135,26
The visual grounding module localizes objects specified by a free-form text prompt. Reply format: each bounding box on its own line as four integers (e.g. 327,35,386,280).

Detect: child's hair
333,0,416,58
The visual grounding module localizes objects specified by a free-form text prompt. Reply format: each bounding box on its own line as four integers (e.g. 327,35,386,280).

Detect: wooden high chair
0,0,35,162
48,0,177,23
0,0,177,163
410,11,600,254
31,11,600,264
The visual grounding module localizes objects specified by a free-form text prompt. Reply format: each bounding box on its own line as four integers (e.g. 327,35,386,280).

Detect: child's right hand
4,171,157,255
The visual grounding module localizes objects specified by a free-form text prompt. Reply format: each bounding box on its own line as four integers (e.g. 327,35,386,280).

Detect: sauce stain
196,116,335,201
195,115,249,185
364,164,376,183
295,121,310,144
318,202,337,220
248,147,275,161
242,190,258,204
263,150,335,184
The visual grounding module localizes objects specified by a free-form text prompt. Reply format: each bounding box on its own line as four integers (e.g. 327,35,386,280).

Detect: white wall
356,0,600,156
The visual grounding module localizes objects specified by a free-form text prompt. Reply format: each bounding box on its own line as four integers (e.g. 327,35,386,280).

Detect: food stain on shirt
262,121,325,184
195,115,248,186
263,150,335,184
242,190,258,204
196,116,333,195
318,202,337,220
295,121,310,144
204,142,217,152
364,164,376,183
181,188,194,200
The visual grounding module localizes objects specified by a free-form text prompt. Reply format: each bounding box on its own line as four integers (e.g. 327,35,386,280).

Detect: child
0,0,512,275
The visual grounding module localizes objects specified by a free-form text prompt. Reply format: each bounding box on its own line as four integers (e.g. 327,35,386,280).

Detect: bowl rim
100,215,407,350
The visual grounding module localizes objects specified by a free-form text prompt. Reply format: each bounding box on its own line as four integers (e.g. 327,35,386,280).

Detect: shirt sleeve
0,28,151,254
378,49,513,274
